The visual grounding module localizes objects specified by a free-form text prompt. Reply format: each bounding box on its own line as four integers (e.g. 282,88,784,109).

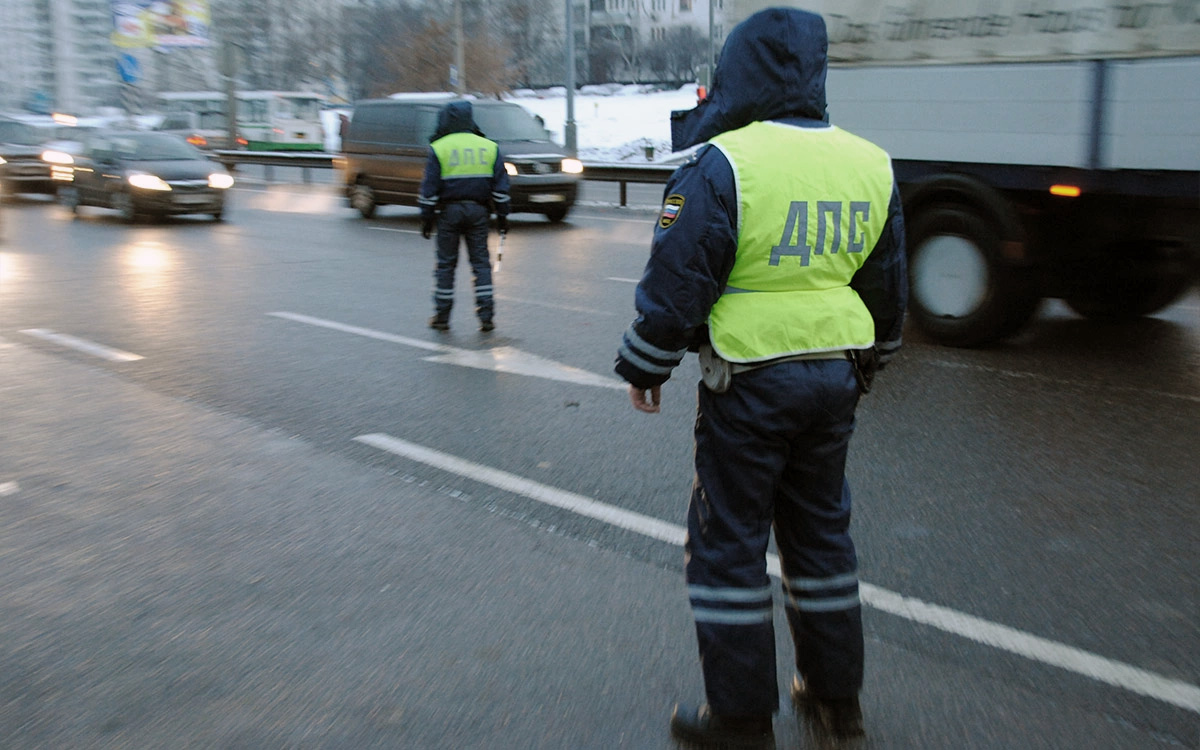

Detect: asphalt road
0,182,1197,749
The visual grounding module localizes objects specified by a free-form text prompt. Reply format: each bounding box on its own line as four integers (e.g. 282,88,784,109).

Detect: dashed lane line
355,432,1200,715
19,329,143,362
268,312,625,389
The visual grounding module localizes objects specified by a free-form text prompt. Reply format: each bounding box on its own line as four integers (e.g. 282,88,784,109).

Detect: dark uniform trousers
434,202,494,322
687,357,864,716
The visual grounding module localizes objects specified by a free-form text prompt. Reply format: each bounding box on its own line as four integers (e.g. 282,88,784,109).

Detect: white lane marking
423,346,625,389
607,277,640,284
269,312,624,388
356,432,1200,715
369,227,421,234
269,312,448,353
0,482,18,497
928,359,1200,404
355,434,685,546
859,585,1200,714
19,329,143,362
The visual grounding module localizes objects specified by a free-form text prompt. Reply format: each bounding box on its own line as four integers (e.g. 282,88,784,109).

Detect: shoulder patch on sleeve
659,194,685,229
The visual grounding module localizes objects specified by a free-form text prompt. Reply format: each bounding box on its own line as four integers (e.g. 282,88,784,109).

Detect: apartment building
0,0,123,114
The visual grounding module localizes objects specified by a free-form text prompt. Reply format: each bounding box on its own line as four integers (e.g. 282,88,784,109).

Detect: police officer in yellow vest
614,8,907,747
420,100,511,332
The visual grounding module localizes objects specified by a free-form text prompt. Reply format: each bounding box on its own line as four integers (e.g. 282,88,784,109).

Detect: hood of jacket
670,7,828,151
433,100,484,141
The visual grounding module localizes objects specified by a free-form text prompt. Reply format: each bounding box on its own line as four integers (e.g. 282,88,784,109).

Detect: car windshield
472,105,550,142
112,133,203,160
0,120,44,146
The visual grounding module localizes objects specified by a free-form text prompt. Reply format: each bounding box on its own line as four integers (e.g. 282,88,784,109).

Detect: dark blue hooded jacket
419,100,511,220
615,7,907,389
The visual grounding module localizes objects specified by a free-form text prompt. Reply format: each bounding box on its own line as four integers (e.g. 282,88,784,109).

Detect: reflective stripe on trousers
433,202,493,320
686,358,863,715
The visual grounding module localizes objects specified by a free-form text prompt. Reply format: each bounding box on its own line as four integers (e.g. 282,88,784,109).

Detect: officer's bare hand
629,385,661,413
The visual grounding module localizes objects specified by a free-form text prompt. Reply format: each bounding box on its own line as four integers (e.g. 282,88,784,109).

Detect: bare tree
373,10,515,96
489,0,563,88
662,25,706,83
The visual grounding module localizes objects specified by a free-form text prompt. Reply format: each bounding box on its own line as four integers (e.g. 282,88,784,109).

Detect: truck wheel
1064,241,1195,320
351,183,376,219
907,204,1040,347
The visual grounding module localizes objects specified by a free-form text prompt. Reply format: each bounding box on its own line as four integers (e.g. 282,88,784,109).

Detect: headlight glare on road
561,158,583,174
127,172,171,191
208,172,234,189
41,150,74,165
504,162,518,176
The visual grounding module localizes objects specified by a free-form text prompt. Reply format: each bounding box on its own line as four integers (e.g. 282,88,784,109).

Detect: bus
155,90,326,151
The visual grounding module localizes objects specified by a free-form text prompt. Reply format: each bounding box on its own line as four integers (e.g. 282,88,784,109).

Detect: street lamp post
565,0,576,155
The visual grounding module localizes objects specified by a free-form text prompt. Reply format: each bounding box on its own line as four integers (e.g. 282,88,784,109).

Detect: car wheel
58,186,80,216
543,205,568,223
351,183,376,219
112,191,137,224
211,208,224,222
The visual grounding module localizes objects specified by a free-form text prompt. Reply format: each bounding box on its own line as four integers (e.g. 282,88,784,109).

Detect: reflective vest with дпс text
432,132,498,181
707,121,893,362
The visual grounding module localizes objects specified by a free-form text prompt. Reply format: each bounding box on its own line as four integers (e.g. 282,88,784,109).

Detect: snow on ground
505,83,700,163
322,84,700,163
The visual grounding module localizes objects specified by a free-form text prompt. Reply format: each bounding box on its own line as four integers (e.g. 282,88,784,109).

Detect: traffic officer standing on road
614,8,907,747
419,100,511,333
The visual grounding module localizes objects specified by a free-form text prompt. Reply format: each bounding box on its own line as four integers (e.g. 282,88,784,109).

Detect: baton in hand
494,230,506,272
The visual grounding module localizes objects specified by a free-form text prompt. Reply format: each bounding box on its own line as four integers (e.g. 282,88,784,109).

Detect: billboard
727,1,1200,64
111,1,212,49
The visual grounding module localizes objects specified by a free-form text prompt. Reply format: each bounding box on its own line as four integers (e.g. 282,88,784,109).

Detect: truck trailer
728,1,1200,346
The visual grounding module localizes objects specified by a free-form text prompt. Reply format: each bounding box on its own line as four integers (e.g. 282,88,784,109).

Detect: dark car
338,96,582,222
58,131,234,222
0,117,56,198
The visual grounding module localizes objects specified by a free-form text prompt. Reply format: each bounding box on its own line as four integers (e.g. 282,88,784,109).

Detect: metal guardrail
212,150,676,206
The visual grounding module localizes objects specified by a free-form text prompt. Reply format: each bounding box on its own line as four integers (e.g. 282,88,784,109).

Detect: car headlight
41,150,74,165
208,172,234,189
0,156,6,165
504,162,518,177
561,158,583,174
127,172,171,191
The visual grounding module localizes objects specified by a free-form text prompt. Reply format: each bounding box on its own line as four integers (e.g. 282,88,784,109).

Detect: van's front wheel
351,184,376,219
543,205,568,223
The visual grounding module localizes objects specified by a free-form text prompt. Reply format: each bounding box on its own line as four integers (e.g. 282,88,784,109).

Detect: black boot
428,314,449,331
791,676,864,739
669,703,773,749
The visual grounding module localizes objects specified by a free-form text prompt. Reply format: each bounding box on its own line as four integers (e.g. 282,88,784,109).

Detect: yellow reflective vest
707,121,894,362
431,132,498,179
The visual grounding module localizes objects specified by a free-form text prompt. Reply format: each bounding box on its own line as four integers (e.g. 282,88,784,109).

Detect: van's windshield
473,105,549,142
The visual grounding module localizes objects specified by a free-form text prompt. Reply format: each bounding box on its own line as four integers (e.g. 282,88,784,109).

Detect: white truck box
726,1,1200,345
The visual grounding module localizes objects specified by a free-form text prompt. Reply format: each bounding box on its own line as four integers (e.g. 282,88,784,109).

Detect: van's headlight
127,172,171,191
504,162,518,176
561,158,583,174
208,172,234,189
41,150,74,165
